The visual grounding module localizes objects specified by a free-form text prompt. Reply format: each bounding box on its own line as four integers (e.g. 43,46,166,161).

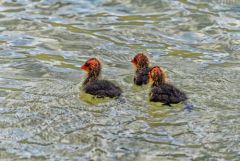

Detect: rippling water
0,0,240,160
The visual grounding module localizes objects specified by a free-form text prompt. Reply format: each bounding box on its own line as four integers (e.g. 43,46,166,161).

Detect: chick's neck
151,75,166,87
83,70,100,85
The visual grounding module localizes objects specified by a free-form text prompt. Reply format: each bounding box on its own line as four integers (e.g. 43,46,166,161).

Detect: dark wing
84,80,122,98
134,68,149,85
149,84,187,104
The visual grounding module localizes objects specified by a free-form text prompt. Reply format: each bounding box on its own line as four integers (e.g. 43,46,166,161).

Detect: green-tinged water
0,0,240,160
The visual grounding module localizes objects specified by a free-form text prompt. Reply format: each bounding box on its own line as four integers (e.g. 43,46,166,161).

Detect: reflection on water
79,92,113,105
0,0,240,160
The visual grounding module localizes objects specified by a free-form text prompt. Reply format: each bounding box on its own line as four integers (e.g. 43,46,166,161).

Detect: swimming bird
131,53,150,85
81,58,122,98
148,66,187,106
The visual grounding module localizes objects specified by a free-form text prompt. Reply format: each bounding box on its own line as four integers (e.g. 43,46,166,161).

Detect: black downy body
150,83,187,105
82,62,122,98
134,67,150,85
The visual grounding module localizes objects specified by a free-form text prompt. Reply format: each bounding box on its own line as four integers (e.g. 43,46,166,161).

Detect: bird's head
81,58,101,78
131,53,149,69
148,66,168,86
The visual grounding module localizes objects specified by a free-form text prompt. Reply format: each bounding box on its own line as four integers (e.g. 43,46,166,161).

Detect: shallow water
0,0,240,160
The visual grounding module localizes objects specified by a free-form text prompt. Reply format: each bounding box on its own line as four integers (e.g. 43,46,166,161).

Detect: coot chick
131,53,150,85
81,58,122,98
148,66,187,105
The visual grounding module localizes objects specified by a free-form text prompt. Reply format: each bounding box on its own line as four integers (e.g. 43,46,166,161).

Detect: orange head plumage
148,66,168,86
81,58,101,78
131,53,149,69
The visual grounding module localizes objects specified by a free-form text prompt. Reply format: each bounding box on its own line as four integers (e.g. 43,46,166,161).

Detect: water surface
0,0,240,160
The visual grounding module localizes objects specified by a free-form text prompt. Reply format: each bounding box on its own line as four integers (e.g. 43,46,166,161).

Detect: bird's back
84,80,122,98
150,83,187,104
134,67,150,85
